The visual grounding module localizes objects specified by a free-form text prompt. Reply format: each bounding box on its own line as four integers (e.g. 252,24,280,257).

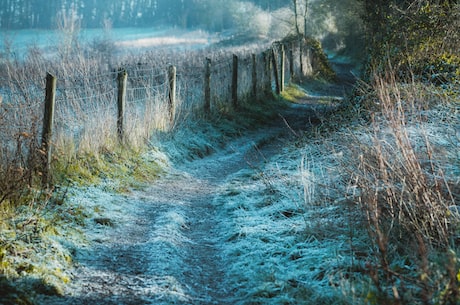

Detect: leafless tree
292,0,309,37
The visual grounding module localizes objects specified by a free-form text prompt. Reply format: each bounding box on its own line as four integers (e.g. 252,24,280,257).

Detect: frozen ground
34,62,358,304
39,115,349,304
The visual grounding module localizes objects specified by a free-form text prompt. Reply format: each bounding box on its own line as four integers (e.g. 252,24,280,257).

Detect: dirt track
39,62,356,305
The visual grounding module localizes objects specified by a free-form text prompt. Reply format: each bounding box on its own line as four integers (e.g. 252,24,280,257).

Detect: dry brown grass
0,32,320,160
0,33,319,213
342,70,460,304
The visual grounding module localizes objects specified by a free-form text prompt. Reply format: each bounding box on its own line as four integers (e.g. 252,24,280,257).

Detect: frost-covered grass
340,77,460,304
153,98,286,163
0,190,82,303
0,84,285,304
215,148,356,304
209,75,460,304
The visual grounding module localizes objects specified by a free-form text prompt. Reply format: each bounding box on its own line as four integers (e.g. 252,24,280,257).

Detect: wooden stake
280,44,285,92
263,51,271,96
271,48,280,95
117,69,127,143
168,65,176,122
252,54,257,101
232,54,238,108
204,58,211,114
42,73,57,185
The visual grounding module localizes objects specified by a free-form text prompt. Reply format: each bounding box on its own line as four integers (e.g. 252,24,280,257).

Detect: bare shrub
0,84,48,213
56,6,81,60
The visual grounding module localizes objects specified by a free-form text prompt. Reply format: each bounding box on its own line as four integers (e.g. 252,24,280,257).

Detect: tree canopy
359,0,459,80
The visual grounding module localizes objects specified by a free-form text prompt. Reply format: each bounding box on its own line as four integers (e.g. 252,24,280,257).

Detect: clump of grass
52,145,169,191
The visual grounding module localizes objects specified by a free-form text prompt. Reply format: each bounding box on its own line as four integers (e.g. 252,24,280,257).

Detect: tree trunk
303,0,309,37
292,0,301,36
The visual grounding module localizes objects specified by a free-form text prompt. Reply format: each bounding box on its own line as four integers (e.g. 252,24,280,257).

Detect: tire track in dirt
37,103,319,305
134,102,331,304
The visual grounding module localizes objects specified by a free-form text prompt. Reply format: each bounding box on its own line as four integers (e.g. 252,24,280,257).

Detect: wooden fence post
271,48,280,95
263,51,271,96
299,38,304,76
204,58,211,114
42,73,56,185
289,41,295,80
251,54,257,101
168,65,176,122
232,54,238,109
280,44,285,92
117,69,127,143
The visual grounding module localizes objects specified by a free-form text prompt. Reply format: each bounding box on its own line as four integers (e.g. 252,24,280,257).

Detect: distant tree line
0,0,289,30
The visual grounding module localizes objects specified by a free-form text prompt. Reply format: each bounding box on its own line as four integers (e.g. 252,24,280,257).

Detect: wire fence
0,37,318,183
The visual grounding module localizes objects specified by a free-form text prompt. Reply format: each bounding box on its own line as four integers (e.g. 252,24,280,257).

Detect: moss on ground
280,84,307,103
53,146,168,191
0,193,82,303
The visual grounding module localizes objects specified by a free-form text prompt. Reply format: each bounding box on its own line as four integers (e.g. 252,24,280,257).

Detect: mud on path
39,67,356,305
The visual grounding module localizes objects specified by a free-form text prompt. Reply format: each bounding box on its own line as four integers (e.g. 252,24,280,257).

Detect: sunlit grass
280,84,307,102
347,75,460,303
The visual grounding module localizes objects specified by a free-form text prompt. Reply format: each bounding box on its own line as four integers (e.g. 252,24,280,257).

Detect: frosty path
39,61,356,304
39,105,324,304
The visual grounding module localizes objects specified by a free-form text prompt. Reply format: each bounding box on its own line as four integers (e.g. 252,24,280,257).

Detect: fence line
0,37,319,183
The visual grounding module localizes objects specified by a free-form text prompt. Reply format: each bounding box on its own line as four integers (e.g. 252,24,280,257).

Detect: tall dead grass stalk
345,68,460,304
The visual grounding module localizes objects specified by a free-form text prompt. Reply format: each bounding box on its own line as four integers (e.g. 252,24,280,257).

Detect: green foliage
305,37,336,81
281,84,307,102
361,1,460,84
53,146,167,190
